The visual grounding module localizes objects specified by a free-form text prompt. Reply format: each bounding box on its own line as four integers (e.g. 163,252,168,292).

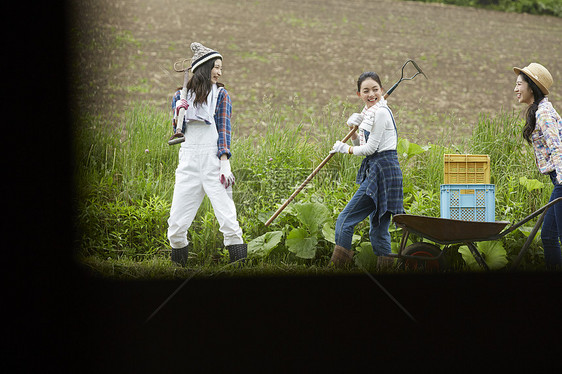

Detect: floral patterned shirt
531,98,562,183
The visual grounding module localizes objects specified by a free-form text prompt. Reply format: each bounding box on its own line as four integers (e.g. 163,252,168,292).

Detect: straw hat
513,62,553,95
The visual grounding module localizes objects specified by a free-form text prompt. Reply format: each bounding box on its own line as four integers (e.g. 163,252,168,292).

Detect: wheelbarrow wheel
398,242,446,272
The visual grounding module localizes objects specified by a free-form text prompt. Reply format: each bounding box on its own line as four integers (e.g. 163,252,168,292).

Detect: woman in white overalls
167,42,246,266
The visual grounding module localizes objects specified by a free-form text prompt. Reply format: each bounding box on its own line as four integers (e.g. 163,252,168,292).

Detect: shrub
406,0,562,17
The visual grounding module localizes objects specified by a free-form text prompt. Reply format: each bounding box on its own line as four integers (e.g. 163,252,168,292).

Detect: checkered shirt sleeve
215,88,232,159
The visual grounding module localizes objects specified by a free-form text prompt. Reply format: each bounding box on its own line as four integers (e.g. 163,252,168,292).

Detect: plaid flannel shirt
355,150,404,225
171,87,232,159
531,98,562,183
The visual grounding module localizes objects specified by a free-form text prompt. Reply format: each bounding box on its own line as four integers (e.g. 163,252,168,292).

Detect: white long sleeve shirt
351,100,397,156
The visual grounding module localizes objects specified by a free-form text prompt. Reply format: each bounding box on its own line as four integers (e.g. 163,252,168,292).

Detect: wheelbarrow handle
500,196,562,236
509,196,562,270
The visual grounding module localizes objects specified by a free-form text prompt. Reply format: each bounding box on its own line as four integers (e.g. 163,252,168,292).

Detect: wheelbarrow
389,197,562,271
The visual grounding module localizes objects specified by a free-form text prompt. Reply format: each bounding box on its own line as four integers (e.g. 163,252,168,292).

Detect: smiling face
514,74,534,105
357,77,383,108
210,58,222,84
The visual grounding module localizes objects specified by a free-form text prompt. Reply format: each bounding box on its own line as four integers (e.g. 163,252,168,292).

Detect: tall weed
75,103,553,272
469,112,551,219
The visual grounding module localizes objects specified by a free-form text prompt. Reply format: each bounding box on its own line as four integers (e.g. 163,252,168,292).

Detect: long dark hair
521,73,546,144
178,57,224,106
357,71,383,92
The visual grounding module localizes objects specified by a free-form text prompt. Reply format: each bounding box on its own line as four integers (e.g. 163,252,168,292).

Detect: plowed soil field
68,0,562,143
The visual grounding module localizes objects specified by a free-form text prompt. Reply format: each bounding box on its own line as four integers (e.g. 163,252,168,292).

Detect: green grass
77,252,376,280
74,100,554,277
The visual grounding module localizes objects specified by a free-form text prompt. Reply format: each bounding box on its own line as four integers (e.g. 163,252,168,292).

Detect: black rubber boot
226,243,247,264
171,244,191,266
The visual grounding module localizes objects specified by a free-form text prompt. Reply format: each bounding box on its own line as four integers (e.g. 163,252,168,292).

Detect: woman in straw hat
514,62,562,269
328,71,404,269
167,42,246,266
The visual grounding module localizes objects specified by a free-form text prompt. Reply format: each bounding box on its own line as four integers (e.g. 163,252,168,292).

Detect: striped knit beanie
190,42,222,73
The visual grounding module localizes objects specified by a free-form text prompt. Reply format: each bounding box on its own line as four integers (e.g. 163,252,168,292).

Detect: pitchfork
264,59,427,227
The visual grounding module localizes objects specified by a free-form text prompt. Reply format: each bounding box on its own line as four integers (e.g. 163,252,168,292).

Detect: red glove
175,99,189,116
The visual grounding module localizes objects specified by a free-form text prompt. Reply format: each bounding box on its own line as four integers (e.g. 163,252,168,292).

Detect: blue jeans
541,172,562,269
335,182,392,256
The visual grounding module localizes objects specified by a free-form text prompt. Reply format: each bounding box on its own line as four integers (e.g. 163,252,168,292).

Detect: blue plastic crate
440,184,495,222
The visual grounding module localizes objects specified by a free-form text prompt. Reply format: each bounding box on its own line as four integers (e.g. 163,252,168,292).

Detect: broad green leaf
397,138,410,158
322,222,335,244
519,177,544,192
286,228,318,259
478,241,508,270
247,231,284,257
293,202,331,234
397,138,426,160
459,241,508,271
407,142,426,158
515,225,541,240
354,242,377,272
458,246,480,270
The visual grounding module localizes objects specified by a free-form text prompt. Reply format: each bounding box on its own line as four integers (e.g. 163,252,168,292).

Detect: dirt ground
67,0,562,143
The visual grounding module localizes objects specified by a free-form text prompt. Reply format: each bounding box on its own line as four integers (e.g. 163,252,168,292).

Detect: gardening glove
175,98,189,117
346,113,363,128
219,159,235,188
330,140,350,154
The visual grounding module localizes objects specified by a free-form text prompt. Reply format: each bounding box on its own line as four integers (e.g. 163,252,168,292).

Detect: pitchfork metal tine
408,59,428,80
402,72,423,81
385,59,427,97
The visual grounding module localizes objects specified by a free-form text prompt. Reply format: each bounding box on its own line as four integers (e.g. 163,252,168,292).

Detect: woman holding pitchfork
514,62,562,270
329,71,404,269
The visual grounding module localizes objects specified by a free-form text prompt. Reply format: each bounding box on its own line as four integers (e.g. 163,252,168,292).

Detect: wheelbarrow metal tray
393,214,510,244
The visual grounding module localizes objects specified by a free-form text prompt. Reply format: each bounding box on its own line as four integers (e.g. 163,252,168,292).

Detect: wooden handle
264,126,358,227
176,70,190,132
